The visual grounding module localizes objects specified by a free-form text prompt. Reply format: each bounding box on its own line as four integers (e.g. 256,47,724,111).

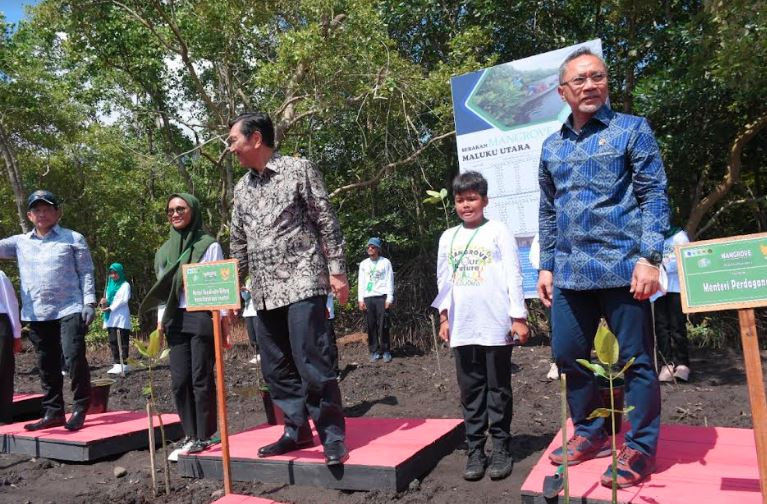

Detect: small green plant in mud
129,330,171,497
577,325,635,504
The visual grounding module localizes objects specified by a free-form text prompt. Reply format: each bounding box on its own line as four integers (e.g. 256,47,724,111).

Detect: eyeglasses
166,206,189,217
560,71,607,88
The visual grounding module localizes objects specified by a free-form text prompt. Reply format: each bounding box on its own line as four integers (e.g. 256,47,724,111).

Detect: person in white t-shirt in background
357,237,394,363
433,171,529,482
0,269,21,424
651,227,691,382
241,277,260,365
101,263,132,375
528,234,559,380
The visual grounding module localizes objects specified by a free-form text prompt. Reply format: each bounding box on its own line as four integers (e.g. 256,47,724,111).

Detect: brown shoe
549,431,611,466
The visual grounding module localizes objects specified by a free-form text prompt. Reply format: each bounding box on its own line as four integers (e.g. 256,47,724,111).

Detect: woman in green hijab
140,193,229,457
100,263,132,375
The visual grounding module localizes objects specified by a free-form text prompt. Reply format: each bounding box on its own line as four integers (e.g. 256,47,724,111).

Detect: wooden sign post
677,232,767,503
182,259,240,495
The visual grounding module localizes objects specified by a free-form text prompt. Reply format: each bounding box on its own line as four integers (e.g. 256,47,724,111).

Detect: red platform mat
521,422,762,503
179,417,464,491
0,410,184,461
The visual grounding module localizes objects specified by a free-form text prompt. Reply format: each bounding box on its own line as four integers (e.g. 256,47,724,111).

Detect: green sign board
181,259,241,311
677,232,767,313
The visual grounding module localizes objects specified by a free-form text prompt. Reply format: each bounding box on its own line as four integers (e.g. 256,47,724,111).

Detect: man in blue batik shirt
0,190,96,431
537,48,669,488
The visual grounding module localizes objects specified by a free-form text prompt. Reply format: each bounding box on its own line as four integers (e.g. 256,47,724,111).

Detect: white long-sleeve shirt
103,281,132,330
0,270,21,339
357,256,394,304
432,220,527,348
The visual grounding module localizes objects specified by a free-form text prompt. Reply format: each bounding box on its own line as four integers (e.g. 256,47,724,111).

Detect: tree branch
329,130,455,198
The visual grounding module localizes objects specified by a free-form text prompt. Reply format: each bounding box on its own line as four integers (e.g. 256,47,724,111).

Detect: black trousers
654,292,689,366
364,295,390,354
0,314,14,423
454,344,513,452
256,295,345,445
27,313,91,415
107,327,130,364
166,310,217,441
245,316,258,349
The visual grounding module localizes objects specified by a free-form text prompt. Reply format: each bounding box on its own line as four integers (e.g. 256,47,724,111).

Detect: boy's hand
511,319,529,345
438,311,449,342
536,270,554,308
358,301,366,311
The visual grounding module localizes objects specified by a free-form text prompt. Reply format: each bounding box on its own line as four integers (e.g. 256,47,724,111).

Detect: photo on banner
450,39,603,298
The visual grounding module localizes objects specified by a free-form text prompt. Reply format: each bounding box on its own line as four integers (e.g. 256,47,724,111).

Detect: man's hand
330,273,349,305
221,316,232,349
512,318,530,345
630,260,660,300
358,301,366,311
13,338,22,354
385,301,392,310
81,304,96,326
156,323,165,337
536,270,554,308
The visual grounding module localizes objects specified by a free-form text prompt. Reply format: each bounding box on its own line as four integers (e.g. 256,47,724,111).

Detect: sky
1,0,40,26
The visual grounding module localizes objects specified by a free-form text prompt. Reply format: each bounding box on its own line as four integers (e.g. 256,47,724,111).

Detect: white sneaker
167,439,194,462
249,355,261,365
546,362,559,380
658,364,674,382
673,365,690,382
120,364,131,374
106,364,122,375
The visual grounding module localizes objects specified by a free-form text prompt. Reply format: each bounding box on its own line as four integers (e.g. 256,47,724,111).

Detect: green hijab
103,262,127,322
139,193,216,325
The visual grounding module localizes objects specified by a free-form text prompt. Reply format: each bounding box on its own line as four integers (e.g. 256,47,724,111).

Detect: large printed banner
450,39,602,297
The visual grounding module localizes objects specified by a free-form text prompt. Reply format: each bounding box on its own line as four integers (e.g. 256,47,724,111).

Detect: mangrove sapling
129,330,171,496
576,325,635,504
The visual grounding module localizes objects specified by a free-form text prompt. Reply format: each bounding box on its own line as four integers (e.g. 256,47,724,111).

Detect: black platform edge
521,491,610,504
11,396,43,419
179,422,465,492
1,422,184,462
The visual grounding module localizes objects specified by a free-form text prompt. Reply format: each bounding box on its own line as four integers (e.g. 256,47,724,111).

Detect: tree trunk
685,113,767,238
0,119,30,233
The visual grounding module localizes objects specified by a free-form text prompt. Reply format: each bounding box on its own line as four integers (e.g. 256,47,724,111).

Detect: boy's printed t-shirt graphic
450,238,492,286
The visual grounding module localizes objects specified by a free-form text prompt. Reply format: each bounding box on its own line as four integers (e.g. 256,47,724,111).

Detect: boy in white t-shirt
433,171,529,482
0,269,22,424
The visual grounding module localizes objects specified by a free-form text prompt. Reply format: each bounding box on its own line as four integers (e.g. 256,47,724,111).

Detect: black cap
27,190,59,209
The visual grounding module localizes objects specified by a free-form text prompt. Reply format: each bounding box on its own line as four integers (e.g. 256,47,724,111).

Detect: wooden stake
212,310,233,495
738,308,767,504
146,401,157,496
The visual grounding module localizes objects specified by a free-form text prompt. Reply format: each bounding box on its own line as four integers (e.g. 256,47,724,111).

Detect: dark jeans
107,327,130,364
166,310,217,441
245,316,258,350
0,314,14,423
552,286,661,456
256,295,345,445
364,295,390,354
27,313,91,416
454,344,513,452
653,293,689,366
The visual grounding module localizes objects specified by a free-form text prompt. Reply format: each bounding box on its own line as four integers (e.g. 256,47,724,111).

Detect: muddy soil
0,328,761,504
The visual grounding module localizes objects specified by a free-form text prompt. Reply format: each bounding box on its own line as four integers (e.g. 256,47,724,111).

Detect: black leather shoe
258,432,314,458
323,440,349,466
65,410,87,431
24,414,66,431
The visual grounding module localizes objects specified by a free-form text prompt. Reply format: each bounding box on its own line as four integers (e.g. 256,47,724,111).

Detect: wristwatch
643,251,663,266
